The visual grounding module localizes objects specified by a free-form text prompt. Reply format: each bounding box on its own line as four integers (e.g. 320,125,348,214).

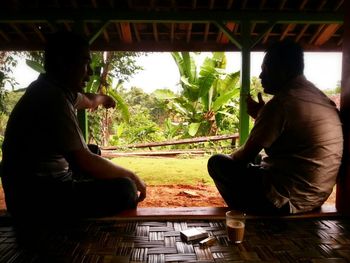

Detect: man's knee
207,154,222,173
94,177,138,212
112,177,138,208
207,154,236,180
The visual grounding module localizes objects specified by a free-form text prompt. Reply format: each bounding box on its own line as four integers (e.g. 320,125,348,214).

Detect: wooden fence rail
101,134,239,151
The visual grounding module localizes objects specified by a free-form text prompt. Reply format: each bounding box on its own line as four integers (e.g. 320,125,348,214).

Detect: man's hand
246,92,265,119
132,174,147,202
76,93,116,110
101,95,116,109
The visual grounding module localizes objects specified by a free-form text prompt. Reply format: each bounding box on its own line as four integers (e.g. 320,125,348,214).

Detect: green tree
156,52,240,137
109,86,169,145
0,52,21,112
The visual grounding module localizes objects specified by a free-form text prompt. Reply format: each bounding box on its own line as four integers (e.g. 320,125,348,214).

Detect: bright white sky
12,52,342,93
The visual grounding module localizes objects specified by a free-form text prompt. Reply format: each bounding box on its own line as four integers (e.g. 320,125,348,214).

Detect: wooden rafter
317,0,327,11
204,23,209,42
84,23,90,36
299,0,309,10
103,29,109,43
309,24,325,45
63,22,71,31
170,23,174,43
132,23,140,42
314,24,341,46
226,0,234,9
279,0,287,10
91,0,97,8
0,30,10,42
259,0,267,9
10,23,27,41
295,24,309,42
262,26,273,44
186,23,192,43
217,22,235,44
152,22,158,42
280,24,296,40
334,0,344,11
119,22,132,43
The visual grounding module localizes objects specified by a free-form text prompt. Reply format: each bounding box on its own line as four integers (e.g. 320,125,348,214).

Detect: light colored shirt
250,75,343,213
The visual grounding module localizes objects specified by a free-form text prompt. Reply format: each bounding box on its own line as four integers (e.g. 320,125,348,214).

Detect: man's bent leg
73,177,138,217
207,154,288,214
207,154,248,209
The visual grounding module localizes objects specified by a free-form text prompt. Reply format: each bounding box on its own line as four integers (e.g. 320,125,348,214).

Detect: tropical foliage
0,52,21,112
154,52,241,137
84,51,144,146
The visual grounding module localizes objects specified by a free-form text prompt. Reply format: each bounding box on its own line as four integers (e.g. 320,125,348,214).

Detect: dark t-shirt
1,74,87,181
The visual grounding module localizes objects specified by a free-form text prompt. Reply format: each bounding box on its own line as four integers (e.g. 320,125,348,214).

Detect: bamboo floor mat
0,217,350,262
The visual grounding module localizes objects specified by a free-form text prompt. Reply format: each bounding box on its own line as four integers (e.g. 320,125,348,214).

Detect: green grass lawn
112,156,214,186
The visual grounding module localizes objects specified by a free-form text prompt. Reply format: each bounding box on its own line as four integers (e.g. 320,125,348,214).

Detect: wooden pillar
239,21,251,145
336,0,350,214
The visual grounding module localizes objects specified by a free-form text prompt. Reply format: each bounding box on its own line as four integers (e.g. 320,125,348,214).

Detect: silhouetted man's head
259,40,304,95
44,31,92,93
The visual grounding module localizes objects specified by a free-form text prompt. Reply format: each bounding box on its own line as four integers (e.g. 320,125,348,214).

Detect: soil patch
138,184,227,207
0,184,336,210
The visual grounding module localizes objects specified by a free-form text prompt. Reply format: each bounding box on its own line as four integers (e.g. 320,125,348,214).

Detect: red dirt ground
0,184,336,210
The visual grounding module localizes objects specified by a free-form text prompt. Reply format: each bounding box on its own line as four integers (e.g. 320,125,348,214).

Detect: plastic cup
225,210,246,244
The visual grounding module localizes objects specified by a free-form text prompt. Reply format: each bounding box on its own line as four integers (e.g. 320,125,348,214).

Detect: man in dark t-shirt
1,32,146,222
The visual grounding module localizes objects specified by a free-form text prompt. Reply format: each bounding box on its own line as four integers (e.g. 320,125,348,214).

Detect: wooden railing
101,134,239,157
102,134,239,150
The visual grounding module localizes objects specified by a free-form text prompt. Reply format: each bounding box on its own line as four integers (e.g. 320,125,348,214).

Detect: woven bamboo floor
0,216,350,263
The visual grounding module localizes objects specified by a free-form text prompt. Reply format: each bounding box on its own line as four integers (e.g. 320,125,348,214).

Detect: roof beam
0,10,343,24
213,21,241,49
314,24,341,46
119,22,133,43
88,21,110,45
216,22,235,44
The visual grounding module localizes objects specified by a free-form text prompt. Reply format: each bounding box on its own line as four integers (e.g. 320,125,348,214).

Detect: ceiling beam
119,22,133,43
314,24,341,46
0,10,343,24
213,21,241,49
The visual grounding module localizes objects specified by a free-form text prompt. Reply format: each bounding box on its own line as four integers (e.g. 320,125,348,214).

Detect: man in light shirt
208,40,343,214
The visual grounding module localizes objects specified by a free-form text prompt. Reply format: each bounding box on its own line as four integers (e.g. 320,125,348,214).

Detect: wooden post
336,0,350,215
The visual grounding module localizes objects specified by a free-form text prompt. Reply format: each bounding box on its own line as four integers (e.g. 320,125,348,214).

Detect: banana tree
157,52,240,137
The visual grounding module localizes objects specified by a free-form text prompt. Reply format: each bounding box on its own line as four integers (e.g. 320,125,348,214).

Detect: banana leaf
212,89,239,112
107,88,130,122
25,59,45,73
188,122,201,136
153,89,177,100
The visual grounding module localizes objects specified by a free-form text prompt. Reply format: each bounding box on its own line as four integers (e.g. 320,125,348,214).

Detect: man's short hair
44,31,90,73
265,39,304,77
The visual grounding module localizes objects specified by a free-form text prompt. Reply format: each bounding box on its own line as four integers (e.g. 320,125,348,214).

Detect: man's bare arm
75,93,116,110
231,137,263,163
